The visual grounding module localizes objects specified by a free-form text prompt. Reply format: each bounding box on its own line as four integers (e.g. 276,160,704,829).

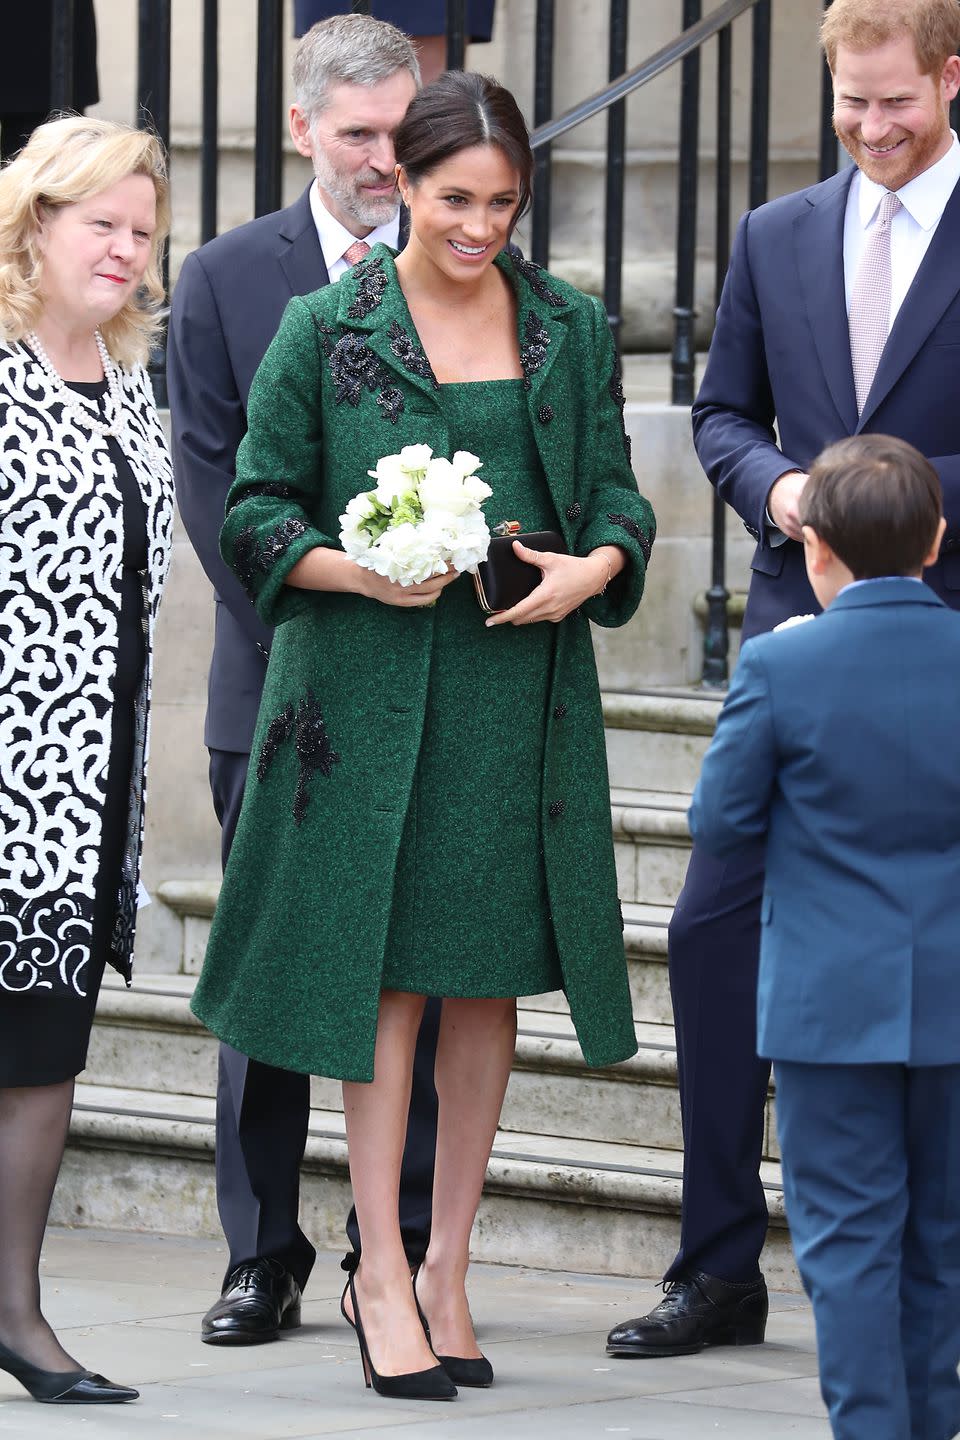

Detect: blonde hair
821,0,960,77
0,116,170,369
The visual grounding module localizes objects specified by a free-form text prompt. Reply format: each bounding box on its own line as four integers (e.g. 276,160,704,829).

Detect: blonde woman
0,117,173,1405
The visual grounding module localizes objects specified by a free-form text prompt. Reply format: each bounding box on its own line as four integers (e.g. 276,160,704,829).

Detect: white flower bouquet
338,444,492,584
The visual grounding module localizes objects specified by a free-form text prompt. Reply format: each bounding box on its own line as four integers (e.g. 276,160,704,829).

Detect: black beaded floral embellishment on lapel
244,483,294,500
520,313,550,391
511,254,566,309
329,334,384,407
256,689,340,826
377,387,405,423
347,256,388,319
388,321,440,389
608,512,653,565
538,404,555,425
313,318,337,358
233,517,308,600
608,357,632,464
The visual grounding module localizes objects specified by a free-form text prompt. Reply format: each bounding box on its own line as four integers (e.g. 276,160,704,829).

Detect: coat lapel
858,174,960,429
277,187,330,298
794,170,859,434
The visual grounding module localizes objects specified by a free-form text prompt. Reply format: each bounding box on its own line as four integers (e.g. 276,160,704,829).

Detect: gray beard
313,154,398,231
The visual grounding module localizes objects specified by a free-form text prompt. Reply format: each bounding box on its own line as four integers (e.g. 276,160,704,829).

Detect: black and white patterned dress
0,341,173,1085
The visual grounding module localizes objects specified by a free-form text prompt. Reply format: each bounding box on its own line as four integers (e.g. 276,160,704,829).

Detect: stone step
602,690,720,794
612,787,691,906
90,976,686,1152
58,1079,796,1286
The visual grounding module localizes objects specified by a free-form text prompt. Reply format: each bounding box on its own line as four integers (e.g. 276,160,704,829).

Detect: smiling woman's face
36,171,157,332
399,144,521,285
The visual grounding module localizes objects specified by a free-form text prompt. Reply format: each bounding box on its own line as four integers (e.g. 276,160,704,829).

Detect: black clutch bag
473,523,567,614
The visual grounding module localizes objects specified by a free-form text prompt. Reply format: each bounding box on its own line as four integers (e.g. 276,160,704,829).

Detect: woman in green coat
192,72,655,1400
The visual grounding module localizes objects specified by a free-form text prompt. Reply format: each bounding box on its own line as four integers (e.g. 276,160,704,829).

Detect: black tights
0,1080,80,1372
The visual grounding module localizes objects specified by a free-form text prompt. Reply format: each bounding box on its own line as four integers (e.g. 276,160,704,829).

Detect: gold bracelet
595,553,613,596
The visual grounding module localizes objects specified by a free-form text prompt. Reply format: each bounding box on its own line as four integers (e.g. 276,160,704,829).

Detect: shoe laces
228,1259,279,1293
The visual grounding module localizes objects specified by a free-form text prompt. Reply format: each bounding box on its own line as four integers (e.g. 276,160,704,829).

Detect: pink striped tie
848,191,902,414
343,239,371,266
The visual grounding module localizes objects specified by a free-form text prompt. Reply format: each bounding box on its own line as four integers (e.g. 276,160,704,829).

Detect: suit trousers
775,1060,960,1440
209,748,440,1290
665,836,772,1283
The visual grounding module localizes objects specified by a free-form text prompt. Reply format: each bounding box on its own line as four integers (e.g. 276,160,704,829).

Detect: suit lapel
858,174,960,429
277,186,329,298
794,170,859,434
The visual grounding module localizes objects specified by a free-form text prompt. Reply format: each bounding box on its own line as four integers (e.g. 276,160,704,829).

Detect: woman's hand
484,541,625,627
358,566,461,608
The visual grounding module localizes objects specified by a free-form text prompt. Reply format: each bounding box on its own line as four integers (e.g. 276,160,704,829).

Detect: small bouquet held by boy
339,444,492,585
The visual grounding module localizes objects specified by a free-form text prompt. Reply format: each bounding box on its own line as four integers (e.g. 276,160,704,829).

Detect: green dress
381,380,563,998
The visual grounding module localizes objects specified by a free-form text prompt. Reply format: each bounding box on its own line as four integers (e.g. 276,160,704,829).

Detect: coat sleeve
687,641,778,856
167,249,274,654
576,295,656,628
220,296,336,629
691,210,805,544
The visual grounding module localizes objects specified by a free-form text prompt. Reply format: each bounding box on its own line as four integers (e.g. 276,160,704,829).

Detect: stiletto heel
346,1273,457,1401
413,1268,494,1388
0,1339,138,1404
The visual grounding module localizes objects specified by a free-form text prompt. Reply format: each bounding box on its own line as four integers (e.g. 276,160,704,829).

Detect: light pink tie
848,191,902,414
343,239,371,266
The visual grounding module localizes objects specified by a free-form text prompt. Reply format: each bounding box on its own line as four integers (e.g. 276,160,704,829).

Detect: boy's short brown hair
800,435,943,578
820,0,960,78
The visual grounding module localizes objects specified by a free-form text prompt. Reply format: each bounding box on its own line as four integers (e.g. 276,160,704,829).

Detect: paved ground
0,1228,830,1438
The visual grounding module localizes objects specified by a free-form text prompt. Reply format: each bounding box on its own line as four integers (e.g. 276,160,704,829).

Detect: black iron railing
48,0,861,687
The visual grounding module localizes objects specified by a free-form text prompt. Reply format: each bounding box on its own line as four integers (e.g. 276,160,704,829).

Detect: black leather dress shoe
201,1259,302,1346
606,1270,768,1358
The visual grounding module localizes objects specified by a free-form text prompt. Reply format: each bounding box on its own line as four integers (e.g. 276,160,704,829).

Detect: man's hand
766,471,809,542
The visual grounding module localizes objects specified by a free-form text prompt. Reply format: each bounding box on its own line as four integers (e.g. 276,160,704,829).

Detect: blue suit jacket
689,580,960,1066
692,168,960,641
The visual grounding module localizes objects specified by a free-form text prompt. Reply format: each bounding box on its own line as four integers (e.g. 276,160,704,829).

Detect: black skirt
0,387,147,1088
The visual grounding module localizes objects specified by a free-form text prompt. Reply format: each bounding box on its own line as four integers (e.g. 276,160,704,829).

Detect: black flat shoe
201,1258,301,1346
0,1339,138,1404
413,1268,494,1388
347,1272,457,1401
606,1270,769,1358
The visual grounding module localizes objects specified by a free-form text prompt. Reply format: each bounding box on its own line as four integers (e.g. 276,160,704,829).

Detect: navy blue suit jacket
693,168,960,641
689,580,960,1066
168,187,332,751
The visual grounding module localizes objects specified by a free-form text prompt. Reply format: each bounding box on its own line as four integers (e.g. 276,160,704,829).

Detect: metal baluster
671,0,701,405
138,0,172,405
446,0,467,71
50,0,77,111
819,0,837,180
604,0,629,354
748,0,771,209
531,0,556,268
254,0,284,218
701,22,733,687
201,0,219,243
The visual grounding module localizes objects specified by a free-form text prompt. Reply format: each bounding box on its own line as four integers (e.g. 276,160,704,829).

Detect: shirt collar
309,180,400,268
839,575,924,595
857,130,960,231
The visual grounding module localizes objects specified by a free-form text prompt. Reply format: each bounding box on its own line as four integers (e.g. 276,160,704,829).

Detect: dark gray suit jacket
168,186,333,752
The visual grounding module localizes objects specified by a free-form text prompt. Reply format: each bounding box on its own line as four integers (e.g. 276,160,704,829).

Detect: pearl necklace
24,329,124,439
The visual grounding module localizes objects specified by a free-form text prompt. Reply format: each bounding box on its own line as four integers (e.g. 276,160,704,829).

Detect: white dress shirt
843,132,960,330
309,181,401,282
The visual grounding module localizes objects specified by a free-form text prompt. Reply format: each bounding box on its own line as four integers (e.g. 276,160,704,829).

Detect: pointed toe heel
413,1268,494,1387
347,1273,457,1401
0,1340,138,1404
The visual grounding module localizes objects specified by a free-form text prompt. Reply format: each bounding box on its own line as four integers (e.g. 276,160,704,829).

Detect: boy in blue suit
690,434,960,1440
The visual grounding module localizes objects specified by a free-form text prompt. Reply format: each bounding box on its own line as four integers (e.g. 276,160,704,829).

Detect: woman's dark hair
393,71,534,228
801,435,943,578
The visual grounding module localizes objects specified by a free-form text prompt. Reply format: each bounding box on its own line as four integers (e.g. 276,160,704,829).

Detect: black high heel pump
0,1339,138,1404
413,1268,494,1388
343,1272,457,1401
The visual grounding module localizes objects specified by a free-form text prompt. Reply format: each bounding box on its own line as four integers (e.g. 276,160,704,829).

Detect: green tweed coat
191,246,656,1082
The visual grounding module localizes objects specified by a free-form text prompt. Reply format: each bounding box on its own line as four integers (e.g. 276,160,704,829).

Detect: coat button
553,703,568,720
566,501,581,522
549,800,565,819
538,403,555,424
